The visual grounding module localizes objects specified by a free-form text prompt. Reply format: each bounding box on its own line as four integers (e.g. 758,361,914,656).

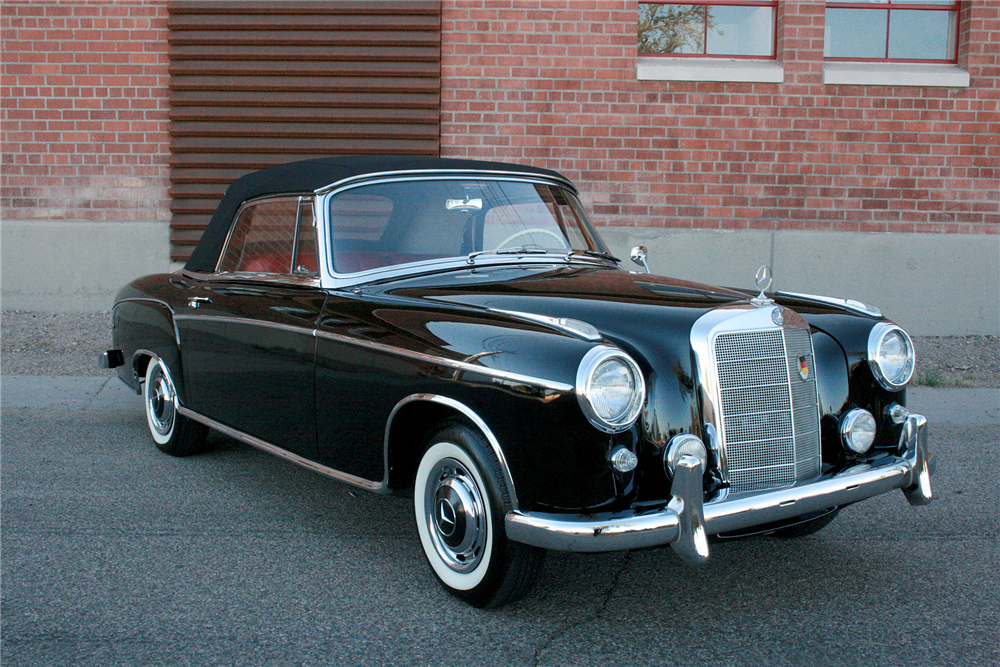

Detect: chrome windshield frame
313,172,613,291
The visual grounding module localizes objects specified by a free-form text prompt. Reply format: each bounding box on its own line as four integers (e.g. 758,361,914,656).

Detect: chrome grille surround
691,305,822,500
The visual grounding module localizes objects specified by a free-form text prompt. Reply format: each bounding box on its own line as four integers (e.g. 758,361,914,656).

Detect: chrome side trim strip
175,405,387,493
492,309,602,342
385,394,520,508
174,315,574,400
168,313,572,396
171,314,314,339
190,273,321,288
314,329,574,396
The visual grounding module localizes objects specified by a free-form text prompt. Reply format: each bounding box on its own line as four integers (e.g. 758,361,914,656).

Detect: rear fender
112,299,184,400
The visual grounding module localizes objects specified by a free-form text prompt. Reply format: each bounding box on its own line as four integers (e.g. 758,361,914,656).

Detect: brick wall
440,0,999,235
1,1,170,226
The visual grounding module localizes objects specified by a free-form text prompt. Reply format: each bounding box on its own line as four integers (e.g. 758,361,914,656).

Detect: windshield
326,178,608,275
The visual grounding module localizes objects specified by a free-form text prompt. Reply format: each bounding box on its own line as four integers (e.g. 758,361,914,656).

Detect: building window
638,1,777,58
825,1,960,63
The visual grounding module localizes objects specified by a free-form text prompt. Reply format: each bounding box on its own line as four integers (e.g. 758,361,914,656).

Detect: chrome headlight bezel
663,433,709,477
576,346,646,433
840,408,877,454
867,322,916,392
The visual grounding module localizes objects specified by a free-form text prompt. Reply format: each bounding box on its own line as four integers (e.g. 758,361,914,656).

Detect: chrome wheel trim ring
423,457,487,574
146,364,176,437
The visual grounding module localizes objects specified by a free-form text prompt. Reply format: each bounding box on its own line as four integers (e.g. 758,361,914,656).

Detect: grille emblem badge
798,356,809,380
771,308,784,325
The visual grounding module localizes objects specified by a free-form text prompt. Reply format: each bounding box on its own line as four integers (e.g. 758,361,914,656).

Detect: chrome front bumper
505,413,934,565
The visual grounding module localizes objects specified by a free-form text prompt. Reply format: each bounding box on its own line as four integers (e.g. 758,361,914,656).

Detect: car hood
377,263,811,347
382,263,735,322
376,263,877,344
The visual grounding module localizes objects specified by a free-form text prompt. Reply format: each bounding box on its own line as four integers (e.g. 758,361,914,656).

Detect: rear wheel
143,357,208,456
414,420,544,608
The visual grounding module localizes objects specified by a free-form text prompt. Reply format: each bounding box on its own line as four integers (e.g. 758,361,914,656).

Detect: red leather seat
244,253,292,273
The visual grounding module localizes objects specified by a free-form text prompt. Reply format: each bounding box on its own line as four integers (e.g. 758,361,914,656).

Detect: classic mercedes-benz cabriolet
103,156,934,607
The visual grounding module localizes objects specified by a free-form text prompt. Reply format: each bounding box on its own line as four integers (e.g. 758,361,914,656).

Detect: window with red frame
638,0,778,58
825,1,960,62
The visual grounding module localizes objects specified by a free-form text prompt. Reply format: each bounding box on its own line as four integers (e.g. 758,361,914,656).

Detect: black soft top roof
184,155,571,273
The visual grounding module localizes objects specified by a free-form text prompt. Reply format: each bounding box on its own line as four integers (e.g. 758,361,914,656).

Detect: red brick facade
440,0,999,234
1,1,170,224
2,0,997,238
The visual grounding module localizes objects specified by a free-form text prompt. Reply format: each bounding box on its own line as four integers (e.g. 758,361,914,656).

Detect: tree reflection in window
638,4,709,54
638,2,776,58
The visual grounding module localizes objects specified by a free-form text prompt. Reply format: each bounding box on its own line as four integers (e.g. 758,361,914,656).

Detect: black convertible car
104,156,934,607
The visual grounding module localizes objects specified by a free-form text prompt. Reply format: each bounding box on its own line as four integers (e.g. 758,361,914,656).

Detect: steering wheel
494,227,568,251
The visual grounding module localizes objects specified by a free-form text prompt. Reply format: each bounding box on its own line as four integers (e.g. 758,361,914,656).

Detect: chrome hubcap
424,457,487,573
147,366,175,436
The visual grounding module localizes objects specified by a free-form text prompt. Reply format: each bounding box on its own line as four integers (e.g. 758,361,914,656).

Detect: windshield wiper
467,246,549,264
566,249,620,263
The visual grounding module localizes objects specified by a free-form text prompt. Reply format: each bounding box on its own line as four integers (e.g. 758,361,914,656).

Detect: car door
177,196,323,459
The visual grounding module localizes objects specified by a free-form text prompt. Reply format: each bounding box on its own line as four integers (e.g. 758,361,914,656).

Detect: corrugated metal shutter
167,1,441,262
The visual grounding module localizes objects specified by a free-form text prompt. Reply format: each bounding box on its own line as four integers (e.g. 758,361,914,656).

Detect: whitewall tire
143,357,208,456
413,420,544,608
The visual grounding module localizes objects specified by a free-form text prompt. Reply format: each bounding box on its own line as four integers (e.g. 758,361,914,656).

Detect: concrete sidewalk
1,375,997,425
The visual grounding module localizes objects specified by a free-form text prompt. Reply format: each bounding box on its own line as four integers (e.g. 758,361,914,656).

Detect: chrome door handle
188,297,212,308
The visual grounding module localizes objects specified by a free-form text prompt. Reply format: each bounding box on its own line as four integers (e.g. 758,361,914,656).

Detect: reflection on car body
103,156,934,608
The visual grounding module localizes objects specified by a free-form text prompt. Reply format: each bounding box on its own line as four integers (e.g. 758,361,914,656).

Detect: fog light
664,434,708,476
886,403,909,425
840,409,877,454
609,447,638,473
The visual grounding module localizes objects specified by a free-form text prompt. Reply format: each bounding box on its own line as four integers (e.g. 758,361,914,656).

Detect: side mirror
630,246,650,274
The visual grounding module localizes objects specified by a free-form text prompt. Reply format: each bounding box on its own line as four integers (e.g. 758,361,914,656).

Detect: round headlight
576,347,645,433
840,408,877,454
868,323,915,391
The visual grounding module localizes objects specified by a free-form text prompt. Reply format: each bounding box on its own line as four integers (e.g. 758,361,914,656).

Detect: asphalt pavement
2,377,998,667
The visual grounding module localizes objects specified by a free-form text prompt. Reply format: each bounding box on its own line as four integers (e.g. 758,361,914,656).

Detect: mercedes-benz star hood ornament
751,264,775,307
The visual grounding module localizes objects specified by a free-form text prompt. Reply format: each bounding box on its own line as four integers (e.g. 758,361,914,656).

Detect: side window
218,198,299,274
292,199,318,274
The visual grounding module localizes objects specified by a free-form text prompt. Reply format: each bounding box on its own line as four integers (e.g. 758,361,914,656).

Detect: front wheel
414,420,544,608
143,357,208,456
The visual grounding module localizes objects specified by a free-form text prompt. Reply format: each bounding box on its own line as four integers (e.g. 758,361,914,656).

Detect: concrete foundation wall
1,221,176,312
3,221,997,336
600,228,998,336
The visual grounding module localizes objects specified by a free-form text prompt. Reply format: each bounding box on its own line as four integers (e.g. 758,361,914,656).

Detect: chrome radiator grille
715,326,822,497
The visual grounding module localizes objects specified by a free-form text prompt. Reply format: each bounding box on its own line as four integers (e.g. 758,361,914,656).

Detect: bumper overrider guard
505,414,934,565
